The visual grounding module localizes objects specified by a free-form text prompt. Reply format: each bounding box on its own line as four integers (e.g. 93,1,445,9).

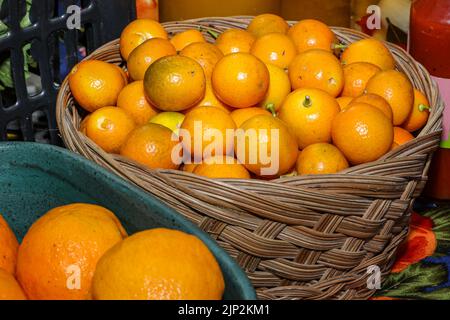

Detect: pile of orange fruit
0,205,224,300
70,14,430,179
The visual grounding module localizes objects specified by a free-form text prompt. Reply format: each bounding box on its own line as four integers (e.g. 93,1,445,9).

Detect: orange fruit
366,70,414,125
349,93,393,122
341,38,395,71
289,49,344,97
85,107,136,154
231,107,272,128
120,19,168,61
287,19,338,54
127,38,177,81
180,106,236,160
16,204,127,300
296,143,349,175
278,88,340,149
182,163,198,173
149,112,185,135
79,115,90,135
259,63,291,113
342,62,381,97
0,268,26,300
184,79,233,114
69,60,127,113
170,29,206,51
91,228,225,300
144,55,206,112
184,104,232,116
117,81,159,125
212,53,269,108
402,89,431,132
235,115,299,178
120,124,181,170
215,29,256,55
332,103,393,165
0,214,19,275
336,96,353,110
136,0,159,20
194,156,251,179
180,42,224,79
392,127,415,150
114,65,129,85
250,33,297,69
247,14,290,38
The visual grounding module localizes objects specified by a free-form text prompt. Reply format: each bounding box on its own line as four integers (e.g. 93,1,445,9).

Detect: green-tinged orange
144,55,206,112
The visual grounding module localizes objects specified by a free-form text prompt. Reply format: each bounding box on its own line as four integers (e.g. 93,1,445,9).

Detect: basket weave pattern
57,17,444,300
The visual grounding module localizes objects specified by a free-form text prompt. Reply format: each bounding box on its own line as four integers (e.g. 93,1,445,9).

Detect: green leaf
0,0,34,90
20,0,33,29
422,206,450,253
377,262,450,300
0,0,8,36
23,43,36,70
0,20,8,36
0,59,14,88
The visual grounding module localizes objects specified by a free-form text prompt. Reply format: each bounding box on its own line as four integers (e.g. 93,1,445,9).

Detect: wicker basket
56,17,444,300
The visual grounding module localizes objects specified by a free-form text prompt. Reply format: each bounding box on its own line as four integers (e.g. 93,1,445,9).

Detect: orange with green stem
279,88,340,149
402,89,430,132
259,63,291,116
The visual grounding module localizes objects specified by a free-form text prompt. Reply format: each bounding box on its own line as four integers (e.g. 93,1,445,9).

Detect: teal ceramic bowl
0,142,256,300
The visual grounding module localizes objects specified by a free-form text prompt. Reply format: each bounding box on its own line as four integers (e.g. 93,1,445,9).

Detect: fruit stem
419,104,430,112
204,29,220,40
265,103,277,117
303,95,312,108
333,43,348,50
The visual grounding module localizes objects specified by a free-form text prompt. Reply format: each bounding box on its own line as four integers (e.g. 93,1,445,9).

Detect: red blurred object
409,0,450,200
136,0,159,20
356,14,376,36
391,212,436,273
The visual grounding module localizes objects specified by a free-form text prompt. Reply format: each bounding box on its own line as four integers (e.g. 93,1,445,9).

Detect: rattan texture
56,16,444,300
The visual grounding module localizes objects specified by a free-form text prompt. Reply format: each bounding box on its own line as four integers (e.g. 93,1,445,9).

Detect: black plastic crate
0,0,136,144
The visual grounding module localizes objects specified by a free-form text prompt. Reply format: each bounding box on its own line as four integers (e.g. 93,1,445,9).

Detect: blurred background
143,0,411,43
